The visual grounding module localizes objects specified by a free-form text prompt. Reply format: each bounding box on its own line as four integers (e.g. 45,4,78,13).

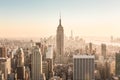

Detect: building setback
56,15,64,64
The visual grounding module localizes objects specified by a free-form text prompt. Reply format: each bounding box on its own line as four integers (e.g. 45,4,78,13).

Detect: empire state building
56,16,64,63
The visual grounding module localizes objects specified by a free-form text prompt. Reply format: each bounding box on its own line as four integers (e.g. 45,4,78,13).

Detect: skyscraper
46,45,53,79
101,44,107,59
56,15,64,64
73,55,95,80
16,48,25,80
0,47,7,58
115,52,120,76
89,42,92,54
31,46,42,80
16,48,24,67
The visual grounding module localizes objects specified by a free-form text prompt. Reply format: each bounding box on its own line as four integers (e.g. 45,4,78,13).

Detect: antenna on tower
59,11,61,19
59,11,61,25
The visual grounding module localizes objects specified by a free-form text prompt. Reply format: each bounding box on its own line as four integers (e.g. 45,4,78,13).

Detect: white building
46,45,53,59
31,46,42,80
16,48,24,67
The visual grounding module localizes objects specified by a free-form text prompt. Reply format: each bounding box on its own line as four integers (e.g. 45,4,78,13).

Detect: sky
0,0,120,38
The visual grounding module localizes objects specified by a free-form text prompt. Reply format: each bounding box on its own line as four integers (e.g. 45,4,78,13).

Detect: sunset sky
0,0,120,38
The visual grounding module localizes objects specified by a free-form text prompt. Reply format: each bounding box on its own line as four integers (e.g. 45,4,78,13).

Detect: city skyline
0,0,120,38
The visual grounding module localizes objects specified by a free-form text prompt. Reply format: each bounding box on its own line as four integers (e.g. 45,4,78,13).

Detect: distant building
36,42,42,48
89,43,92,54
0,73,4,80
16,48,25,80
56,15,64,64
36,42,47,61
46,45,53,79
42,61,48,80
46,45,53,59
73,55,95,80
116,52,120,76
16,48,24,67
110,60,115,75
101,44,107,59
0,58,11,80
25,67,31,80
17,66,25,80
0,47,7,58
31,46,42,80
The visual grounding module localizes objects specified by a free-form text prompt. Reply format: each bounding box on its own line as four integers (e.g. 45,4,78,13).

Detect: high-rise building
31,46,42,80
89,42,92,54
16,48,24,67
17,67,25,79
116,52,120,76
46,45,53,79
46,45,53,59
56,15,64,64
73,55,95,80
16,48,25,80
0,58,11,80
101,44,107,59
0,47,7,58
42,61,48,80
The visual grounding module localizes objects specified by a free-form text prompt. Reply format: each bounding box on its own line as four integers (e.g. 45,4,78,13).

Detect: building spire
59,12,61,25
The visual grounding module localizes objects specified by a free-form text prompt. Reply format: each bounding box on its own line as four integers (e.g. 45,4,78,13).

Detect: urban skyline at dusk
0,0,120,38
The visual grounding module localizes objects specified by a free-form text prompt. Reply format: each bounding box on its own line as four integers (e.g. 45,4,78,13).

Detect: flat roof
73,55,95,59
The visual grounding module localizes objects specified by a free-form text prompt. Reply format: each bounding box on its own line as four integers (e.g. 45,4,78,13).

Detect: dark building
101,44,107,59
0,47,7,58
36,42,41,48
116,52,120,76
56,15,64,64
89,42,92,54
17,67,25,80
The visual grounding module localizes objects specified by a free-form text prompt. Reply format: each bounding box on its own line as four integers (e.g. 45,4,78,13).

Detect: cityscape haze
0,0,120,80
0,0,120,38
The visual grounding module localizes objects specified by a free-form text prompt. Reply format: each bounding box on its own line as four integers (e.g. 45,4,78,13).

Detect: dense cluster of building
0,17,120,80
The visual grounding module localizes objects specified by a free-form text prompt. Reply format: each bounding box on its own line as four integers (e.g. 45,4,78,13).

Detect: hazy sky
0,0,120,38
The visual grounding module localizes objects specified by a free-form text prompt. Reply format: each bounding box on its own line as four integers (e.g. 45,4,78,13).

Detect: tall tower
17,48,24,67
0,47,7,58
31,46,42,80
56,14,64,64
101,44,107,59
115,52,120,76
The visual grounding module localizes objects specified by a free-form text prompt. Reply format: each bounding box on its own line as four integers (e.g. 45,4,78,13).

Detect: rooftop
73,55,95,59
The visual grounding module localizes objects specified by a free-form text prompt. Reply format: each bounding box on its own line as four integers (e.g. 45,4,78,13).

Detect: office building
46,45,53,59
116,52,120,76
46,45,53,79
31,46,42,80
73,55,95,80
101,44,107,59
17,66,25,80
89,43,92,54
56,15,64,64
42,61,48,80
16,48,24,67
0,58,11,80
0,47,7,58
